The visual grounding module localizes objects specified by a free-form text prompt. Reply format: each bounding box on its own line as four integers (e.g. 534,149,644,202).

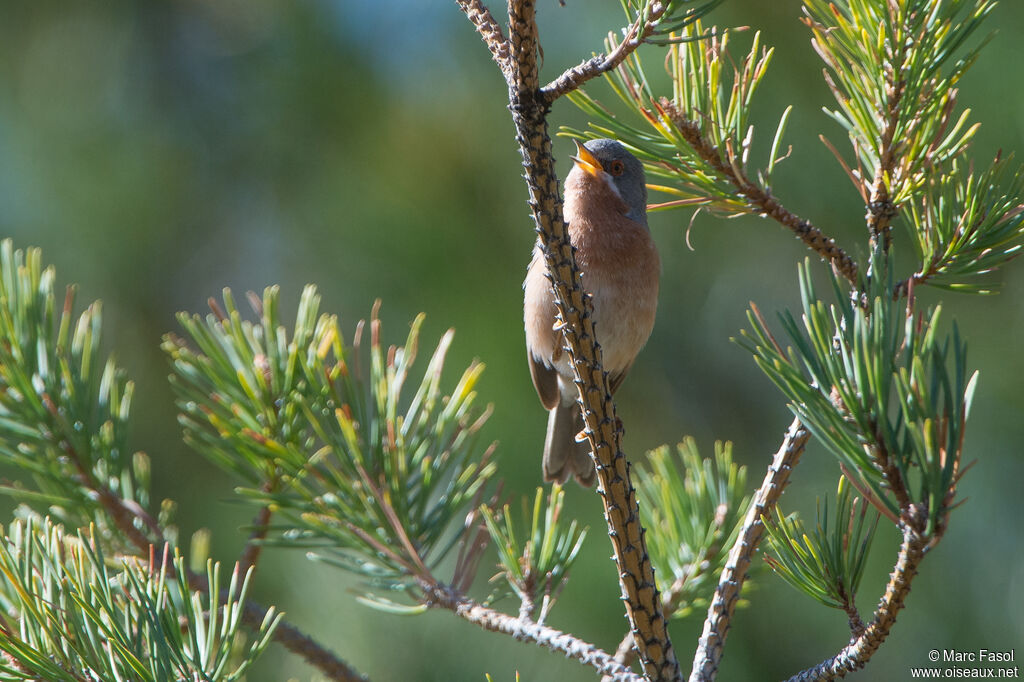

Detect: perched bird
524,138,660,486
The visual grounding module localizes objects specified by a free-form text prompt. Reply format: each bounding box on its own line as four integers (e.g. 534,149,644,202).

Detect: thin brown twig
539,2,673,103
238,478,277,578
864,5,906,253
658,99,860,285
869,422,913,516
837,584,866,639
242,603,369,682
689,417,810,682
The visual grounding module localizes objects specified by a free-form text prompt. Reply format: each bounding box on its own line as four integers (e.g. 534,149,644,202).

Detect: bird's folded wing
528,350,561,410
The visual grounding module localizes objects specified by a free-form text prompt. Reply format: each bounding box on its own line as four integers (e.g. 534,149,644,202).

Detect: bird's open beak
571,140,602,177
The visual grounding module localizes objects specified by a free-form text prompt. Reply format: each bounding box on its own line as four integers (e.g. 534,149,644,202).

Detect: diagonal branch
242,603,368,682
784,521,927,682
659,100,859,285
455,0,513,84
690,417,810,682
423,581,641,681
238,504,273,577
539,2,673,103
238,475,278,577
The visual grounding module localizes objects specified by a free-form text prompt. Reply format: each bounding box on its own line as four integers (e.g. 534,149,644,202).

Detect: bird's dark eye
608,160,625,176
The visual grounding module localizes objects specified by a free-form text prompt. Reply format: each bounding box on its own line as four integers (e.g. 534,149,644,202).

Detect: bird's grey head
573,138,648,224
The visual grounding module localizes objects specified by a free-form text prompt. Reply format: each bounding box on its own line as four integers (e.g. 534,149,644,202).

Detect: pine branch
863,6,905,252
497,2,682,678
805,0,997,254
658,99,858,284
540,3,665,102
58,435,163,554
539,0,724,102
607,583,685,678
0,243,367,682
242,604,369,682
0,521,281,681
423,582,641,682
894,156,1024,296
689,418,810,682
607,576,692,676
608,440,752,677
239,504,273,578
761,478,879,617
455,0,512,83
70,436,365,682
103,472,367,682
785,521,927,682
482,485,587,624
840,589,866,640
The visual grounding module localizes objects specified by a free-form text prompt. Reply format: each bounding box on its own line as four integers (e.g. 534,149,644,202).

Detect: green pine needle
634,438,751,618
763,477,879,611
481,485,587,622
806,0,995,206
738,252,975,533
165,290,497,595
0,518,279,681
563,20,786,217
0,240,154,548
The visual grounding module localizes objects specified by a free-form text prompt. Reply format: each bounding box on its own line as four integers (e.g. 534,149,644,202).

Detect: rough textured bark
424,582,642,681
689,417,810,682
504,2,680,679
659,101,859,285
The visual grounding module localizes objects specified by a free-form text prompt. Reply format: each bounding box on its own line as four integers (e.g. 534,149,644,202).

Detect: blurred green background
2,2,1023,680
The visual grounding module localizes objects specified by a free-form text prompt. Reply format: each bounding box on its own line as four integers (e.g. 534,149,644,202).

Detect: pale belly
524,247,658,384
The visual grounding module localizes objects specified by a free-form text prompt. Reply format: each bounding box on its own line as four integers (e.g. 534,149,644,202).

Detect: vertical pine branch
501,1,680,678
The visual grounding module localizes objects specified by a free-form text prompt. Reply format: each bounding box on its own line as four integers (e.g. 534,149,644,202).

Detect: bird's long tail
542,400,596,487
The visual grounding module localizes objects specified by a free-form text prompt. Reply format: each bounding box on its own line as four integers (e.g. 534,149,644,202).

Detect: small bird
524,138,660,486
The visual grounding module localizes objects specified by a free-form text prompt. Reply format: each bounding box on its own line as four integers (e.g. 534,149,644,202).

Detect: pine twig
72,448,366,682
242,603,369,682
238,505,273,578
864,48,905,253
689,417,810,682
539,2,673,103
455,0,512,83
422,582,641,682
839,589,866,640
658,100,859,285
784,521,927,682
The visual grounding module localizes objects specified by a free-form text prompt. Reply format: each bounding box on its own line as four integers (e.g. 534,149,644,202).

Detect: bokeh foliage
166,288,496,597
